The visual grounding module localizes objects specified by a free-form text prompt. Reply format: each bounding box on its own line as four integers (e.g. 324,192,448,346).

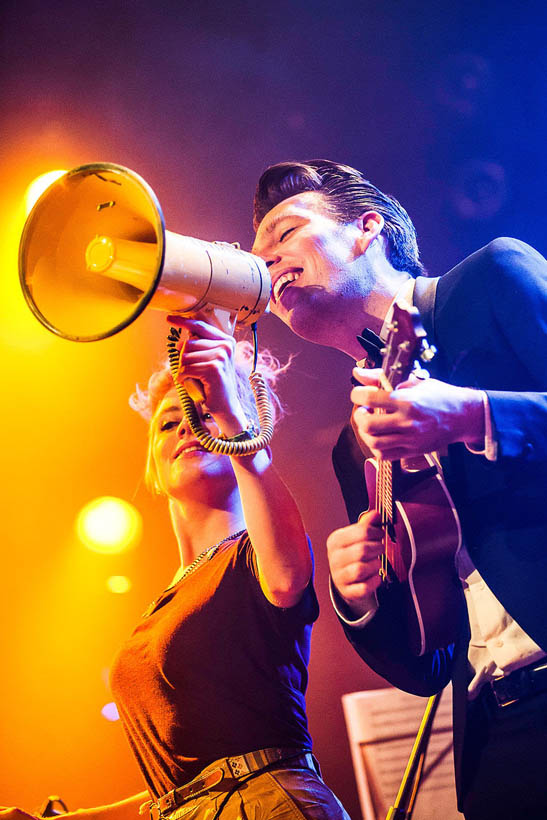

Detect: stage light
24,170,67,215
76,496,142,554
448,159,507,220
106,575,132,594
435,54,492,116
101,702,120,722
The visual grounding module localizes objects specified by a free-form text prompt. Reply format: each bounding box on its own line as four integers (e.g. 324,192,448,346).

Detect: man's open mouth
272,270,302,303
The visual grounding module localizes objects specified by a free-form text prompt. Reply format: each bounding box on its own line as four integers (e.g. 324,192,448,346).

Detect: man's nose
265,252,282,269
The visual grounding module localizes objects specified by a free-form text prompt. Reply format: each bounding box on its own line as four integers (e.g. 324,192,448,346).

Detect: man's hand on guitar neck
327,512,383,621
350,367,485,461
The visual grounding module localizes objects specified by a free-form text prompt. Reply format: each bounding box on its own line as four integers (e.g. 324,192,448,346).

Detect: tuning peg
420,341,437,363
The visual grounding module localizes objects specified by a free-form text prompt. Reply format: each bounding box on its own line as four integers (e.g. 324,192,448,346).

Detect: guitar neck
376,457,393,523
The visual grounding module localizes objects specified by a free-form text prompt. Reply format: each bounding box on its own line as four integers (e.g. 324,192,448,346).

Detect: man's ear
355,211,385,254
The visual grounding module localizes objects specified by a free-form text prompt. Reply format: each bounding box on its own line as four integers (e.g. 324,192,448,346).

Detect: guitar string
378,327,407,580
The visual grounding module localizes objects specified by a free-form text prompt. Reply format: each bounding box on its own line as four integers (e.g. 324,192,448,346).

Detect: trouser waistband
480,658,547,709
140,746,316,820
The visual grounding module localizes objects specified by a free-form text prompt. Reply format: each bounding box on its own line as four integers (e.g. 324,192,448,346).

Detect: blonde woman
1,316,349,820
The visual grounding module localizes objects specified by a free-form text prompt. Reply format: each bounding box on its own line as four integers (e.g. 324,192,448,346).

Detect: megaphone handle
168,308,236,404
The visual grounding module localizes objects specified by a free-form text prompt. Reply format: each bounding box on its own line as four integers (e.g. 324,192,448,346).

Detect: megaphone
19,163,274,455
19,162,270,342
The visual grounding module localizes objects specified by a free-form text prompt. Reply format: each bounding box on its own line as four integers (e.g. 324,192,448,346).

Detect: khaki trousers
167,762,351,820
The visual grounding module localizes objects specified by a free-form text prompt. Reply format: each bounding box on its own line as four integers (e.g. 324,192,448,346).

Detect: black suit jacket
332,238,547,803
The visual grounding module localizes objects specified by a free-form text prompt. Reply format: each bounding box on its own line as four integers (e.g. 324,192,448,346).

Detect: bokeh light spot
24,170,67,214
106,575,132,594
101,702,120,722
76,496,142,554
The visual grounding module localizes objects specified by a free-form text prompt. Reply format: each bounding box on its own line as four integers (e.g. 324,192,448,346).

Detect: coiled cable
167,324,274,456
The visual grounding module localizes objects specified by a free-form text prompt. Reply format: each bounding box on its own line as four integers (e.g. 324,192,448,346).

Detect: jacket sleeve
341,579,459,696
479,239,547,462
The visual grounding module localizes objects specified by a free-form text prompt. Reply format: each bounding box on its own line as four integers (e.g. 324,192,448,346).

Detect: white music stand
342,686,459,820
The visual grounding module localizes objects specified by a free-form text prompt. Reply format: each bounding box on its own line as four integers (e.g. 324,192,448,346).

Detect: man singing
251,159,547,819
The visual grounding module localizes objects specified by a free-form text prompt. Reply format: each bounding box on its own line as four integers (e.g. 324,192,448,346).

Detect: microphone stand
384,691,442,820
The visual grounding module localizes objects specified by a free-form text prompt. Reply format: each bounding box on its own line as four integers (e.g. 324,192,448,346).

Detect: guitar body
365,455,463,657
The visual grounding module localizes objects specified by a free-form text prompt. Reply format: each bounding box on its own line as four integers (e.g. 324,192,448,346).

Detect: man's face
252,191,365,343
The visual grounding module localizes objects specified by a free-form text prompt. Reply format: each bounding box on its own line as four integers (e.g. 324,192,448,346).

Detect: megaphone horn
19,162,271,342
19,163,274,455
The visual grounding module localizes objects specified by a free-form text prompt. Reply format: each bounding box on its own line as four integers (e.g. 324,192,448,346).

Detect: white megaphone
19,163,275,456
19,162,271,342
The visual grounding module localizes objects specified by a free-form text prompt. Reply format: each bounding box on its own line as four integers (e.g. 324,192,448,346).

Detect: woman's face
149,387,237,500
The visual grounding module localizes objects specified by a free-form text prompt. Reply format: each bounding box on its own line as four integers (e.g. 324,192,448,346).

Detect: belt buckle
491,674,522,707
140,802,161,820
160,791,178,814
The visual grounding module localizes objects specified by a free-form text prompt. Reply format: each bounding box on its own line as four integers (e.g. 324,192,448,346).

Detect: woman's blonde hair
130,341,290,493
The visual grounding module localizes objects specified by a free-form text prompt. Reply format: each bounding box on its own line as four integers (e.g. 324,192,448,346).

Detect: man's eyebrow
263,213,299,236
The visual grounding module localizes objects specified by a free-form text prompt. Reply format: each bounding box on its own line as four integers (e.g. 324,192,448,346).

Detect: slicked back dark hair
253,159,425,277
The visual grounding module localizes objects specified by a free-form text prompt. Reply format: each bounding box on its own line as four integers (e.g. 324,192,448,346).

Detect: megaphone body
19,163,271,342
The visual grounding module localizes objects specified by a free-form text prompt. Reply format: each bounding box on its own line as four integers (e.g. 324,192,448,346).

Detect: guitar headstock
381,300,431,390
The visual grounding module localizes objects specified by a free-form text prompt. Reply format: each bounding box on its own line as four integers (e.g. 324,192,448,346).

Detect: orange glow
76,496,142,554
24,169,67,214
106,574,132,593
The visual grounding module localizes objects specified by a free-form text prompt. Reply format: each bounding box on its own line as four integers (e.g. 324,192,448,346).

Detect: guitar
363,300,462,656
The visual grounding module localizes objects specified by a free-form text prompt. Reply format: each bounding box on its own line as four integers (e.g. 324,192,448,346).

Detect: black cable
251,322,258,371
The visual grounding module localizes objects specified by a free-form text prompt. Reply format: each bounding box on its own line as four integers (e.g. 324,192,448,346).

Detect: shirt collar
379,277,416,342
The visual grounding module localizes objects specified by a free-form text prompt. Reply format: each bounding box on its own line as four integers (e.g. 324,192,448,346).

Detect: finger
352,429,415,460
329,536,384,562
327,524,383,557
330,549,383,579
177,347,235,381
352,366,383,387
327,519,381,547
357,509,383,526
177,338,235,373
350,385,396,411
345,560,383,583
337,559,382,586
168,317,232,343
353,409,412,435
179,337,233,356
337,576,383,602
177,359,234,385
394,373,421,390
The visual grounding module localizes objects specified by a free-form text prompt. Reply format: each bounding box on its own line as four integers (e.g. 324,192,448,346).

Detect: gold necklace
142,529,246,618
177,529,246,584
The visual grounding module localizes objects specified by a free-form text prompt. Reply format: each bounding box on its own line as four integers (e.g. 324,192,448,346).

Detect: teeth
273,271,300,303
177,446,202,457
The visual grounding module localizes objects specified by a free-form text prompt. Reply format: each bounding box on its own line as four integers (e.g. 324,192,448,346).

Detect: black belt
483,658,547,708
140,746,315,820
